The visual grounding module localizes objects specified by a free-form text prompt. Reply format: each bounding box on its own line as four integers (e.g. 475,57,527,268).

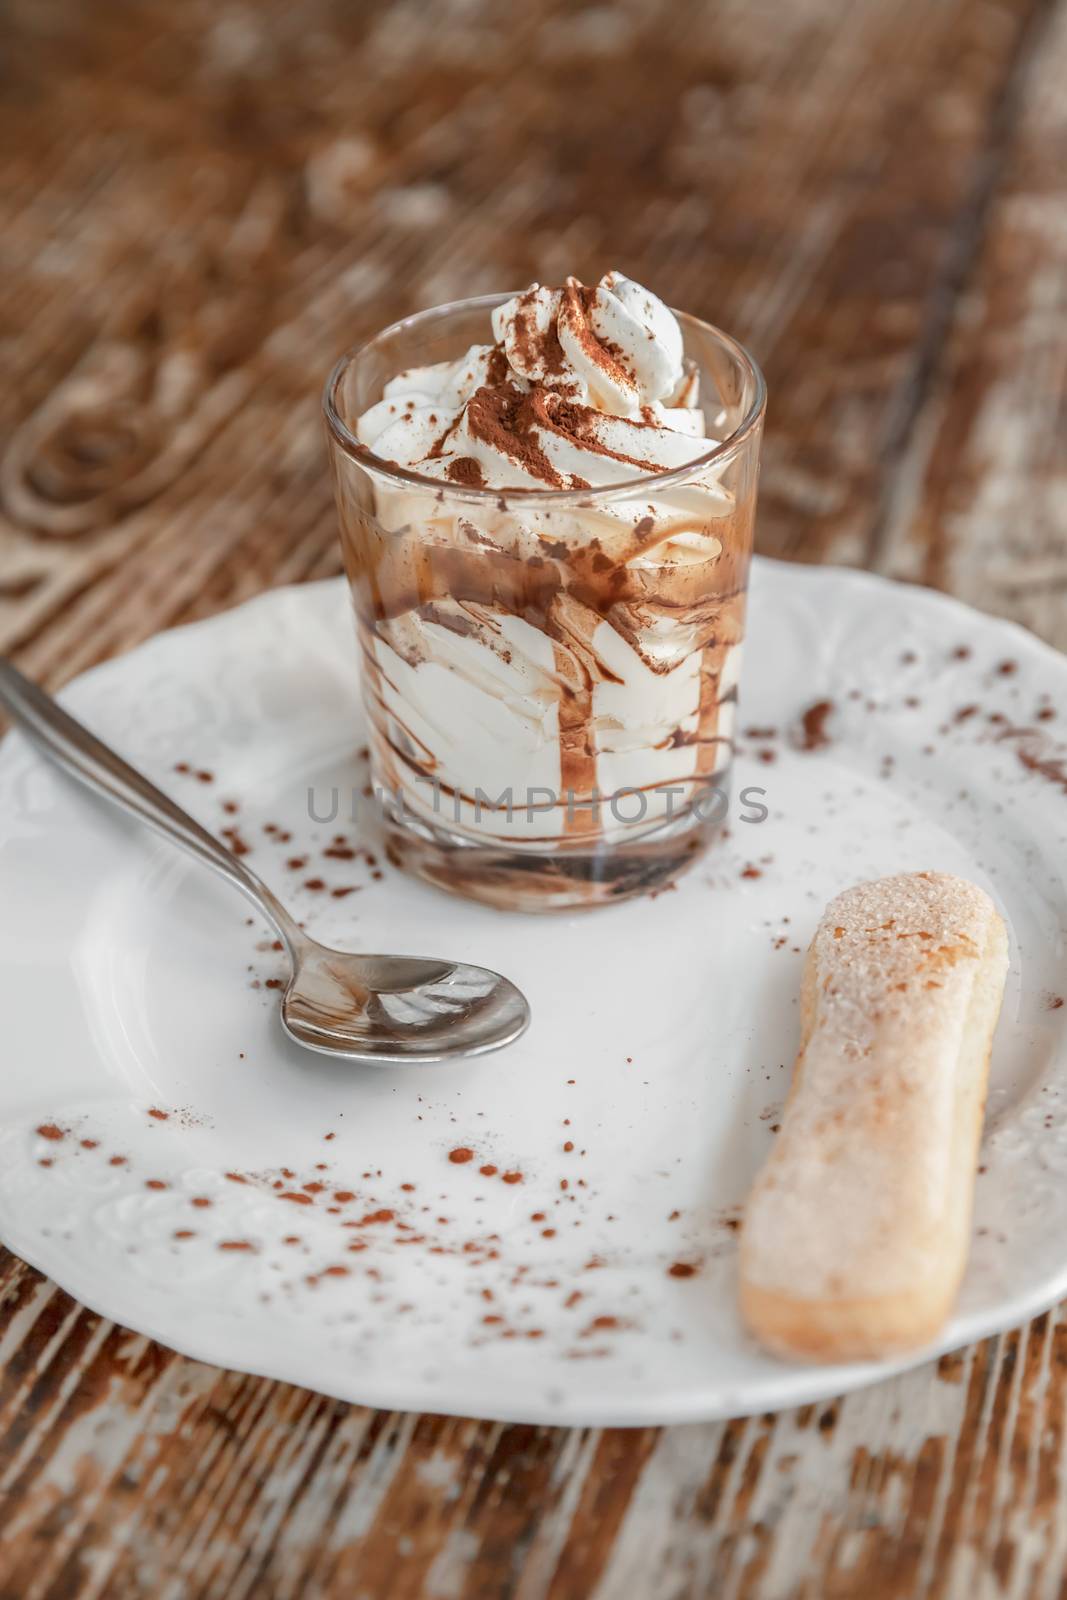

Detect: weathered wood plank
876,0,1067,653
5,1259,1067,1600
0,0,1050,685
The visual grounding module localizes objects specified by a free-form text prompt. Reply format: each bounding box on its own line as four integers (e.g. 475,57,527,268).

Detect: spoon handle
0,658,301,951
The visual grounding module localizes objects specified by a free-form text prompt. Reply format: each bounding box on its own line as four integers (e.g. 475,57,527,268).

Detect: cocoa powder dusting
445,455,486,488
798,699,835,751
465,383,566,488
1016,743,1067,795
511,303,566,376
990,724,1067,795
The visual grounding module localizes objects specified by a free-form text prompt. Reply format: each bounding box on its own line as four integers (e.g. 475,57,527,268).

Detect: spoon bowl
280,946,530,1061
0,660,531,1065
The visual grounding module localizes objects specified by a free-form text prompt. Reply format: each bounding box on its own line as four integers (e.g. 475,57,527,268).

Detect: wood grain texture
877,0,1067,650
1,0,1065,1596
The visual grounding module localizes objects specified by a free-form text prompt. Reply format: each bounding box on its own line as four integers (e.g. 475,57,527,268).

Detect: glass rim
322,291,767,506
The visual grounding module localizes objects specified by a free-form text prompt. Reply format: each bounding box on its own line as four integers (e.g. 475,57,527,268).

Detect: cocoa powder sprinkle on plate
797,699,835,751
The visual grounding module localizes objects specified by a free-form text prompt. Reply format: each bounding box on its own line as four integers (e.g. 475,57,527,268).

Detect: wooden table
1,0,1065,1593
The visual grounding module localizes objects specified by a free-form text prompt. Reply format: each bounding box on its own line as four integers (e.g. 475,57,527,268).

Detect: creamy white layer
369,601,740,842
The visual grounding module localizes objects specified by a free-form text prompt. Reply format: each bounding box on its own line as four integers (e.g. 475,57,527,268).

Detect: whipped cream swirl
357,271,711,492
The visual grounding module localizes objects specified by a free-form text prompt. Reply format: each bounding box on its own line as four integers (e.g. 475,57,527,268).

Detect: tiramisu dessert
324,273,765,909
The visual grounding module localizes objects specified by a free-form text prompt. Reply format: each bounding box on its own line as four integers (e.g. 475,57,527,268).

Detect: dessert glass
324,295,765,912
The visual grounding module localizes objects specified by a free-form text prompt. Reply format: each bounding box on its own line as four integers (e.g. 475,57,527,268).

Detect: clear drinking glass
323,294,765,912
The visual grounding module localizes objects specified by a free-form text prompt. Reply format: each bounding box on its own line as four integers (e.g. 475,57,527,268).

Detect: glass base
380,803,725,913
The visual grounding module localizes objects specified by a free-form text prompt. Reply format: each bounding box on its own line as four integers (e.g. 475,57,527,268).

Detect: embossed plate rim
1,560,1066,1425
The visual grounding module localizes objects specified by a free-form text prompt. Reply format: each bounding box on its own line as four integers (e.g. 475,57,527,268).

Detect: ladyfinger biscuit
740,871,1009,1362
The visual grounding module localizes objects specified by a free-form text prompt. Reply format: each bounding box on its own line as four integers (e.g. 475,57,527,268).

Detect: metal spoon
0,660,530,1063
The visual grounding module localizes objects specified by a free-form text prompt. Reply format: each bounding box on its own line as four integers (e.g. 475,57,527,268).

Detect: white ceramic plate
2,560,1066,1426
